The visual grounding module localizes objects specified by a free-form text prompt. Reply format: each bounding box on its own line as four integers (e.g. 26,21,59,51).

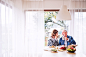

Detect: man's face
62,31,67,37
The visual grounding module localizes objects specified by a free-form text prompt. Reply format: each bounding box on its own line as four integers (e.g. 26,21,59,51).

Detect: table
42,46,86,57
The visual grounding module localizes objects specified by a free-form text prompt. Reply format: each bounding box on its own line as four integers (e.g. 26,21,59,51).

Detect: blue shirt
59,35,76,46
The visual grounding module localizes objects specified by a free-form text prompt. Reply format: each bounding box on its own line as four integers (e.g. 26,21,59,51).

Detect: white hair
63,30,67,32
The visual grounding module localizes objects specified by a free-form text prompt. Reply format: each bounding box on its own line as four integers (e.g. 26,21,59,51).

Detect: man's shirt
59,35,76,46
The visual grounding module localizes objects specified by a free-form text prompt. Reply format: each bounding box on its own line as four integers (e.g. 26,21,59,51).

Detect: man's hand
65,37,68,41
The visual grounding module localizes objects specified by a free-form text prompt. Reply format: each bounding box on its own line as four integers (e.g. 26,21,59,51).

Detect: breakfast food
51,49,57,53
68,45,77,48
49,45,55,48
60,47,66,50
58,49,63,52
56,47,58,49
67,47,76,53
51,49,57,52
55,47,58,49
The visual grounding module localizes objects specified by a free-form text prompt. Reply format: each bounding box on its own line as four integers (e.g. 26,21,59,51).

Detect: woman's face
56,32,58,36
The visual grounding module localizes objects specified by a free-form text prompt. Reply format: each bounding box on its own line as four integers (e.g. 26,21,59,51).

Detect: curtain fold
0,0,26,57
70,0,86,54
24,0,44,57
0,3,2,57
25,11,44,57
12,0,25,57
0,0,13,57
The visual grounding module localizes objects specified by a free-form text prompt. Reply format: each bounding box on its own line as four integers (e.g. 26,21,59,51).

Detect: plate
58,49,64,52
51,51,58,53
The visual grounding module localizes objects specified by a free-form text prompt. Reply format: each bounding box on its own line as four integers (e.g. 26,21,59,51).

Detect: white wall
22,0,86,10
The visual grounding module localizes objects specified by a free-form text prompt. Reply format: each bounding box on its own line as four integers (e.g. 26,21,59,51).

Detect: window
44,11,70,46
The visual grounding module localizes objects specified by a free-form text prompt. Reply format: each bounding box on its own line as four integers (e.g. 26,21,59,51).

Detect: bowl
67,50,75,53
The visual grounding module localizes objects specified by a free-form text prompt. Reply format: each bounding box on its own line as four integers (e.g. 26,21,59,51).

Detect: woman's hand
55,35,59,39
55,36,58,39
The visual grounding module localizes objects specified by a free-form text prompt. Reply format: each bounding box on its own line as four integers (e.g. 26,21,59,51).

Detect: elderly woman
48,29,59,46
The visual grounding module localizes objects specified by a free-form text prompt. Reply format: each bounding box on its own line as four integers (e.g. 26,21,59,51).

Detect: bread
49,45,55,48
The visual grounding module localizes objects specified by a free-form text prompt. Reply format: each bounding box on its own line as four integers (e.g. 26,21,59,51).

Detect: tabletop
42,46,86,57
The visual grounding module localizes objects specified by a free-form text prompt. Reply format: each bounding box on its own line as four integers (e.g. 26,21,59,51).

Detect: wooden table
42,46,86,57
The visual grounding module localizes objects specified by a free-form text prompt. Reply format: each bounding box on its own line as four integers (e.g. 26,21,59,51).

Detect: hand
65,37,68,41
55,35,58,39
55,37,58,39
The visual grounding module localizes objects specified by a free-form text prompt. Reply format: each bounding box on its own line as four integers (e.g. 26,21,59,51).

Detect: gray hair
63,30,67,32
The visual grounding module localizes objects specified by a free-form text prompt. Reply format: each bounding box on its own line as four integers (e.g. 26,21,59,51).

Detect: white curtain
12,0,25,57
25,11,44,57
24,0,44,57
0,0,26,57
0,0,13,57
0,0,44,57
25,0,45,57
70,0,86,54
0,2,2,57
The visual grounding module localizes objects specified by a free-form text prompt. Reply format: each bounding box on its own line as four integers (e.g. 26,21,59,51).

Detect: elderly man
59,30,76,46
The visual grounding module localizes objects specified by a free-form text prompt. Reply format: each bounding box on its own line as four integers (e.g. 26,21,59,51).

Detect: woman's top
48,36,59,46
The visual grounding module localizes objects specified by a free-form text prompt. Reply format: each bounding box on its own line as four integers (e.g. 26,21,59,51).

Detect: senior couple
48,29,76,46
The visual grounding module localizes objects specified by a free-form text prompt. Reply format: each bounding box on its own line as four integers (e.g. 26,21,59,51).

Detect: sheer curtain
0,0,44,57
24,0,44,57
0,2,2,57
70,0,86,54
0,0,13,57
25,11,44,57
0,0,26,57
12,0,25,57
